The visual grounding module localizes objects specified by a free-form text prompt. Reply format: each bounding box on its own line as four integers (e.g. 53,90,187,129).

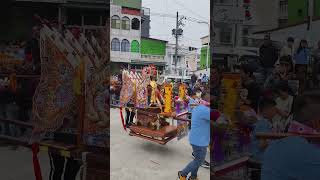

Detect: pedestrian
201,74,208,83
278,55,295,81
261,91,320,180
125,101,135,128
280,37,295,64
240,64,261,112
178,92,210,180
294,39,310,93
312,40,320,87
259,34,279,81
191,74,197,87
272,82,293,132
198,73,202,81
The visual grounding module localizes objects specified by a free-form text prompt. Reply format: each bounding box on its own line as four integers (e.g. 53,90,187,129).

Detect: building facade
131,37,167,72
141,7,151,38
164,43,198,77
110,0,142,73
1,0,109,41
200,35,210,70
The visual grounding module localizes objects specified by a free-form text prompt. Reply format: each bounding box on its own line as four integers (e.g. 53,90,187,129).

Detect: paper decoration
32,26,78,135
220,73,241,125
179,83,186,101
164,83,173,113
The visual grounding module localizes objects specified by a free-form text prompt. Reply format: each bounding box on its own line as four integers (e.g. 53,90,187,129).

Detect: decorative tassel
32,143,43,180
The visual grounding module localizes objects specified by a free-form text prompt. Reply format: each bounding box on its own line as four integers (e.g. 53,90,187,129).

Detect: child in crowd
250,98,277,162
261,91,320,180
273,82,294,132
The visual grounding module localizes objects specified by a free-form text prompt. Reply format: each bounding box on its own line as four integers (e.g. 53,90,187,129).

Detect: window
278,19,288,27
131,18,140,30
121,39,130,52
242,27,249,36
111,38,120,51
279,0,288,18
242,37,249,46
122,17,130,30
220,28,232,44
131,40,140,53
111,15,120,29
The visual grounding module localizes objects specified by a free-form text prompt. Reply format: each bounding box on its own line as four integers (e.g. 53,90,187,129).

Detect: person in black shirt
240,64,261,112
259,34,279,81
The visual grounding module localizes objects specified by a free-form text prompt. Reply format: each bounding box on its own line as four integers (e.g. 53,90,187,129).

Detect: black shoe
201,160,210,168
192,153,210,168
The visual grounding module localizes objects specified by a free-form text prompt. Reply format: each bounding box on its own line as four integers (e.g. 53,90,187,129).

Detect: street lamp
197,21,210,72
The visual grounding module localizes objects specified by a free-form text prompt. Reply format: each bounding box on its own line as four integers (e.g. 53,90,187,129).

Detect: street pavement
110,108,210,180
0,108,209,180
0,146,56,180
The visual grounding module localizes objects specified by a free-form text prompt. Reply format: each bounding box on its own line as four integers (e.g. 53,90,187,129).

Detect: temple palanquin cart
0,14,111,180
118,67,190,145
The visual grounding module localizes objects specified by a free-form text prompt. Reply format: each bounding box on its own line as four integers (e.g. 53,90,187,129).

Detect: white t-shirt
272,95,294,132
280,46,295,58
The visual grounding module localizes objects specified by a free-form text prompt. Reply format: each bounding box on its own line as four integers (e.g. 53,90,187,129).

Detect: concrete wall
112,0,141,10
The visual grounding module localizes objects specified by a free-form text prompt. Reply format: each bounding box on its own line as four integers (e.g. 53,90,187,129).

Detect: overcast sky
142,0,209,48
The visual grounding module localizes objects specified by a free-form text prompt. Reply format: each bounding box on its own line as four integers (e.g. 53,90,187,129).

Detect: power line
150,12,208,24
172,0,209,22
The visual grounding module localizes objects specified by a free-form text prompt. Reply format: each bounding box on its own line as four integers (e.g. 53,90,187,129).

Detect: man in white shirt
280,37,295,58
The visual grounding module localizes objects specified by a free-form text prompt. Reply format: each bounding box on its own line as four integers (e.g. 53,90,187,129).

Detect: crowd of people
212,34,320,180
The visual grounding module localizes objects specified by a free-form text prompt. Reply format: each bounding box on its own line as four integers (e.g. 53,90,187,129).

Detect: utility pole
175,12,179,75
172,12,184,76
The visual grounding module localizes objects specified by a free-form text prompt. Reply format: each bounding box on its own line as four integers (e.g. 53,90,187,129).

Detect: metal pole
175,12,179,75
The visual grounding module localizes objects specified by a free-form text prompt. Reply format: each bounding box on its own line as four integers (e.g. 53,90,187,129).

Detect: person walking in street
294,39,310,93
280,37,295,62
259,34,279,81
178,92,210,180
